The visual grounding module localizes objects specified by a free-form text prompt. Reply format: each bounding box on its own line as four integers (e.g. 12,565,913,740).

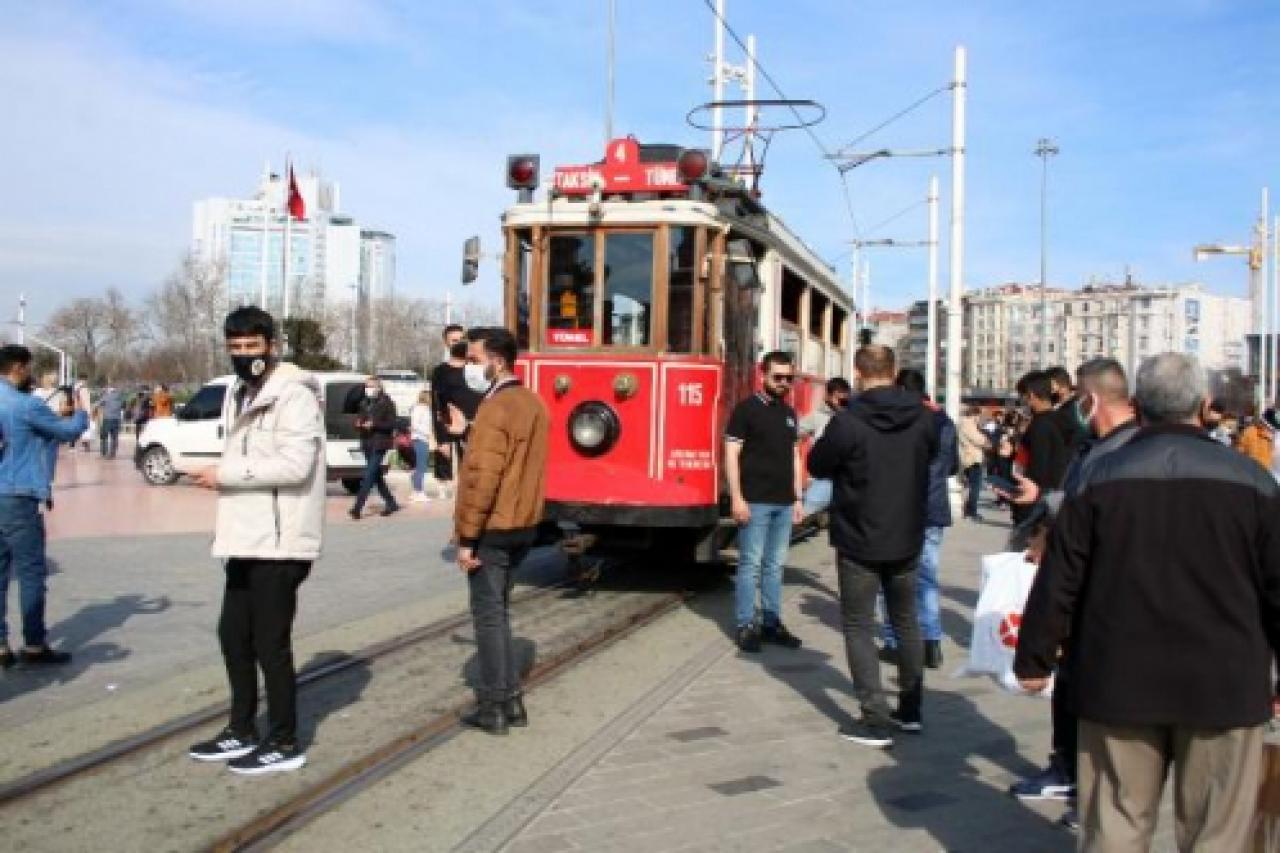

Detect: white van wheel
141,446,179,485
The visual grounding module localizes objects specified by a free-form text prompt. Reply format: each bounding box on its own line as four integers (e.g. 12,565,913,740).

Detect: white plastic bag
959,551,1052,696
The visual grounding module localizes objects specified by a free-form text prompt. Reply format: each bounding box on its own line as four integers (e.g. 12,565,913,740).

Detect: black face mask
17,376,34,393
449,341,467,359
231,354,272,383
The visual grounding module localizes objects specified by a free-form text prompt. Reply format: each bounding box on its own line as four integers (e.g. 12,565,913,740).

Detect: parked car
135,371,384,494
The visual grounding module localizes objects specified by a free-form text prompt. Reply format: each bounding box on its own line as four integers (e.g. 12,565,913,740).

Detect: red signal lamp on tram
677,149,710,184
506,154,540,202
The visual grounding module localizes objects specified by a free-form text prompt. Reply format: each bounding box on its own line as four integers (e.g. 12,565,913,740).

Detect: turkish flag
287,166,306,220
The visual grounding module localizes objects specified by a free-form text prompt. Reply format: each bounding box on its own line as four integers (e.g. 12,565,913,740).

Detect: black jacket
1015,423,1280,729
808,386,939,564
925,407,960,528
357,393,398,453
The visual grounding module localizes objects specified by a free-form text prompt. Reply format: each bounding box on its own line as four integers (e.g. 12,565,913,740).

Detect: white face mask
364,387,379,399
464,363,491,394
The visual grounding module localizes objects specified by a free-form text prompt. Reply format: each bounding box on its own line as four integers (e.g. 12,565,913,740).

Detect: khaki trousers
1078,719,1263,852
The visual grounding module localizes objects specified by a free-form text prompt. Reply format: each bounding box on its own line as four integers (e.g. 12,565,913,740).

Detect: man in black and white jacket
1016,352,1280,850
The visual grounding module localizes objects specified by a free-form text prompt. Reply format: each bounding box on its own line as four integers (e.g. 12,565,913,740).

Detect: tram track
0,582,567,808
0,570,699,853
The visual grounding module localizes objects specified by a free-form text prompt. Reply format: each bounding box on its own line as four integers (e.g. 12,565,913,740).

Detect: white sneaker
411,491,430,503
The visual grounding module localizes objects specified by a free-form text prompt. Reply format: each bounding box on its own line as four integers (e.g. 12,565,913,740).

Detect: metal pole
926,176,939,395
711,0,725,161
1262,188,1271,409
605,0,616,145
944,45,967,423
743,34,757,176
1035,137,1058,369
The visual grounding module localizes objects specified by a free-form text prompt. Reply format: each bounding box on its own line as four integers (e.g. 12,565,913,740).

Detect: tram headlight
568,401,620,457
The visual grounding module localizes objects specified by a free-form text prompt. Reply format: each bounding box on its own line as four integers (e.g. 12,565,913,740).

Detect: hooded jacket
212,362,326,562
808,385,939,564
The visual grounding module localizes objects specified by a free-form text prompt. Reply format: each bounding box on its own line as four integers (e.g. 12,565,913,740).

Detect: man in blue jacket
0,345,87,667
881,369,959,670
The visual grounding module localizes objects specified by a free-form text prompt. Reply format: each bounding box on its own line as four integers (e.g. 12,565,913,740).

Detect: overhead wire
837,84,953,154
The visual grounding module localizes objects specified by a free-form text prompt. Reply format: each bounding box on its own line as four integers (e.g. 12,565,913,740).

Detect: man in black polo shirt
725,351,805,653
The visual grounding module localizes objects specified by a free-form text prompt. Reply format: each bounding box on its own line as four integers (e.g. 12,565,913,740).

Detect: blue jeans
353,448,396,514
882,526,944,644
735,503,793,629
963,463,983,518
411,440,430,492
802,479,832,516
100,418,121,458
0,497,48,648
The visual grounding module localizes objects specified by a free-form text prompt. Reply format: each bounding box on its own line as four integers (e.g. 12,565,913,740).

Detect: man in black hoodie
809,345,939,748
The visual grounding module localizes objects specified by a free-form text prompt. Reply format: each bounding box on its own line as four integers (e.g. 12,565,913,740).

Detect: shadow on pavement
295,651,373,750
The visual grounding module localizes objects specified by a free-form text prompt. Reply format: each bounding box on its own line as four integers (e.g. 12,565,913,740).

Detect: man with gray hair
1016,353,1280,849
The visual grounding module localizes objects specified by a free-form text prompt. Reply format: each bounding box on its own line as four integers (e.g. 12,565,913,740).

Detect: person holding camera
0,345,88,667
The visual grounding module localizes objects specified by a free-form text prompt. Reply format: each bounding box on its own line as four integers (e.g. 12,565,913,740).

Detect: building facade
963,282,1249,394
192,167,395,318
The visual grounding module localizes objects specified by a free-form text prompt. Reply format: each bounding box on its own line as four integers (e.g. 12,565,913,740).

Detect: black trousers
467,542,529,703
218,558,310,743
1052,655,1078,782
836,554,924,723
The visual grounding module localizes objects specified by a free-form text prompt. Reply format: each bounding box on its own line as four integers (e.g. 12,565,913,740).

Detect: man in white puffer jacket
187,306,326,776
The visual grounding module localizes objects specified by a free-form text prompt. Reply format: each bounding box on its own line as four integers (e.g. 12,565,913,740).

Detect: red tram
494,137,854,562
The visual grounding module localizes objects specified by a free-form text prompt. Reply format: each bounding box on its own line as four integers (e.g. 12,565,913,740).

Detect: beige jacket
958,414,990,470
212,362,327,562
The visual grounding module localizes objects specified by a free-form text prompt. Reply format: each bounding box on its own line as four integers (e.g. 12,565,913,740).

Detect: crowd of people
0,304,1275,847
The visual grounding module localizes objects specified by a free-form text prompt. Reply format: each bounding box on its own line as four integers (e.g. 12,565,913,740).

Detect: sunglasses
769,373,795,383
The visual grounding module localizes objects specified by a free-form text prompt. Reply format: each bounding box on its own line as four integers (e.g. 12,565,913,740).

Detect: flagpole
282,161,292,322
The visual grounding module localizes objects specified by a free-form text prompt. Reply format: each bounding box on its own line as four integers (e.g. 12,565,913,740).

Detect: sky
2,0,1280,326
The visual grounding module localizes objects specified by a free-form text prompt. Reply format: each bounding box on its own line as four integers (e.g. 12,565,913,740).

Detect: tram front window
603,233,653,347
547,234,595,335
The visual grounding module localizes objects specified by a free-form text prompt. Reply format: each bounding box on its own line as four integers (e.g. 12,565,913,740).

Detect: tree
44,297,108,380
144,254,226,383
282,318,344,371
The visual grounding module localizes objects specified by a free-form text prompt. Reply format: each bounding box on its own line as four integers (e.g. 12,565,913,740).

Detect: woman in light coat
409,389,435,502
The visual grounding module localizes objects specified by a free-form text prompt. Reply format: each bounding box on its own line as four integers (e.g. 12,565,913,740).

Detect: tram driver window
667,227,697,353
603,233,653,347
547,235,595,332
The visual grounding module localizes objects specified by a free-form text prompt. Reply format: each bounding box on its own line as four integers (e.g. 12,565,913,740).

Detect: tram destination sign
553,137,688,197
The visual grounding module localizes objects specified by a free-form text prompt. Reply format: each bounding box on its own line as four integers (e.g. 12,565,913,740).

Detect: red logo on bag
999,613,1022,649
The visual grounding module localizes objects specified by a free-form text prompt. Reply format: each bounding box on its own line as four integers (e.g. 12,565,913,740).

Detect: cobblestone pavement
493,518,1078,853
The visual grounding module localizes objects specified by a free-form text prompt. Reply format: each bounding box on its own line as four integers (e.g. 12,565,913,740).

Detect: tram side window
547,235,596,333
779,270,806,361
667,227,697,353
603,233,653,347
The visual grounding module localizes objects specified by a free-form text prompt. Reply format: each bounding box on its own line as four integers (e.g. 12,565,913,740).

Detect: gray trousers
467,542,528,703
1078,718,1263,852
836,554,924,723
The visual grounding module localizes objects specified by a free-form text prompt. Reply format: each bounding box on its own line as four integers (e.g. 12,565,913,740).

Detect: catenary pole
711,0,725,161
926,176,939,395
944,45,967,423
605,0,616,145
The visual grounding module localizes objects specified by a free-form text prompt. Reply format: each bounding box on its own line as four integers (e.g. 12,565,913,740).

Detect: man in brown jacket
455,327,549,735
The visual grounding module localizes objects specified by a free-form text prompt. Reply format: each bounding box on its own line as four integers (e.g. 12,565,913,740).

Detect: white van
135,371,384,494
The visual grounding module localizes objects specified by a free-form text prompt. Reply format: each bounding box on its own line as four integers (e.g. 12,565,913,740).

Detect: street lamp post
1035,137,1059,369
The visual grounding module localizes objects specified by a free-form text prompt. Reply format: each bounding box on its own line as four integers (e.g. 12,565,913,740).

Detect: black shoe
924,640,944,669
839,718,894,749
380,504,401,517
736,625,762,653
761,623,802,649
19,646,71,666
878,644,898,664
1009,759,1076,801
504,695,528,727
462,702,509,735
189,727,259,762
348,508,361,520
890,709,923,734
227,739,307,775
0,648,14,669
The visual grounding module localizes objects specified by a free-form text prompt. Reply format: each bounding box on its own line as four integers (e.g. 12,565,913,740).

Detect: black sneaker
227,740,307,775
736,625,762,653
189,727,259,762
461,702,509,736
761,623,802,649
504,695,528,727
0,648,14,669
890,709,923,734
839,718,894,749
1060,805,1080,831
1009,759,1076,801
19,646,71,666
380,504,401,517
